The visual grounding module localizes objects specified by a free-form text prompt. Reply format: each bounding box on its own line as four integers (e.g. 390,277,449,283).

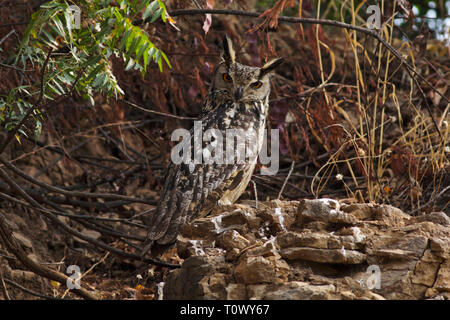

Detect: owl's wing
147,159,244,245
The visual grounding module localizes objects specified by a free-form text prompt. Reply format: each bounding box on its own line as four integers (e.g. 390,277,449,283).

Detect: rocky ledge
164,199,450,300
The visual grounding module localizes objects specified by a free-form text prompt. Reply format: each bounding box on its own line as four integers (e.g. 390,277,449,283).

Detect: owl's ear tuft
259,57,284,77
221,35,235,66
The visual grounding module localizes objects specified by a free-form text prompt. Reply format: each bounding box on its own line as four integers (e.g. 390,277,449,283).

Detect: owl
144,36,283,253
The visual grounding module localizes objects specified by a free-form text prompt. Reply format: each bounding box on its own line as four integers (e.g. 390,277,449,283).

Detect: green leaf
160,51,171,68
40,2,61,9
125,58,135,71
153,49,161,62
136,41,149,60
150,8,163,23
86,62,105,81
157,56,162,72
143,1,158,20
128,34,141,55
92,73,107,87
83,55,102,68
119,28,133,50
47,82,63,95
52,15,67,40
136,0,151,15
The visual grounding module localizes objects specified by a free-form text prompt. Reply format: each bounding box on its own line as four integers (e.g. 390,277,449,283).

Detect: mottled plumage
145,36,283,250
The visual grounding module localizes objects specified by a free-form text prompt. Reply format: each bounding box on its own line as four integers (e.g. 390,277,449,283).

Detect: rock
217,230,251,251
341,203,376,220
164,256,230,300
429,238,449,259
234,256,275,284
263,282,337,300
247,284,268,300
366,236,428,261
74,229,102,245
180,219,218,239
277,232,329,249
257,204,294,233
280,247,366,264
221,208,262,230
412,250,443,286
371,248,418,260
81,229,102,240
177,237,207,259
361,291,386,300
12,232,33,250
375,205,412,227
433,259,450,292
414,212,450,226
226,283,247,300
272,258,291,282
297,199,357,225
225,248,240,261
276,231,359,250
244,238,280,258
162,200,450,300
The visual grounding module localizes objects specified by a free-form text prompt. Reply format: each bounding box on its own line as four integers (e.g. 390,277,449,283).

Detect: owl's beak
234,86,243,101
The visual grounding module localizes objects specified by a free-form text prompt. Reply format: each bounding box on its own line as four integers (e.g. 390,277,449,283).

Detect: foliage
0,0,171,141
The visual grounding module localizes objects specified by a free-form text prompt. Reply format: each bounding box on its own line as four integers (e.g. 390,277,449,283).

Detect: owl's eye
251,81,263,89
222,73,232,82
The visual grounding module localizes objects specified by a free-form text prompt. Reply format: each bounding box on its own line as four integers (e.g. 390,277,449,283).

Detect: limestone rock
280,247,366,264
234,256,275,284
263,282,337,300
297,198,357,225
217,230,251,251
164,256,230,300
162,201,450,300
226,283,247,300
414,212,450,226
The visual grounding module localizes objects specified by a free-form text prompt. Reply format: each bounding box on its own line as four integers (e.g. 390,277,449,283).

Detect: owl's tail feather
143,188,193,256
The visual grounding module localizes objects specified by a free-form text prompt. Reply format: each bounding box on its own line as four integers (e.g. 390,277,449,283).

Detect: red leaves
259,0,295,29
389,145,418,177
193,67,207,99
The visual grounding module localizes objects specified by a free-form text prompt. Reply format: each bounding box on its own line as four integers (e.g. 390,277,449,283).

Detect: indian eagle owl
145,35,283,251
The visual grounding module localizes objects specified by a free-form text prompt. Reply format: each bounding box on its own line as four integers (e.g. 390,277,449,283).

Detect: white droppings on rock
351,227,366,243
340,246,347,257
211,214,224,234
318,198,340,210
189,240,206,256
157,282,165,300
274,207,287,232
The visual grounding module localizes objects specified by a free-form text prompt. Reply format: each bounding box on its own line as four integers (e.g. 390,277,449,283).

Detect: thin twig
3,277,57,300
0,29,15,45
251,180,258,209
0,154,156,206
411,185,450,215
0,268,10,300
122,100,196,120
277,161,295,200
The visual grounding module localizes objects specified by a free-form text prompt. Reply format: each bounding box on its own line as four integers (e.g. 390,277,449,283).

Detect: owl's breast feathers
146,100,268,246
